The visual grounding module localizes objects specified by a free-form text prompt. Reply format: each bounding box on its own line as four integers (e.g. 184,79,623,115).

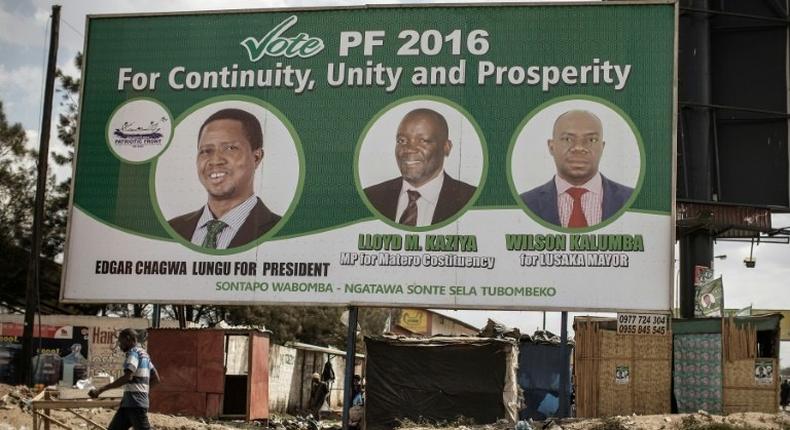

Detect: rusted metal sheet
676,202,772,238
148,330,198,392
247,331,270,420
150,391,206,416
197,330,225,394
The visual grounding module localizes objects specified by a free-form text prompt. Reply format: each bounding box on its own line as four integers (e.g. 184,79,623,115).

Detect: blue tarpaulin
518,341,572,420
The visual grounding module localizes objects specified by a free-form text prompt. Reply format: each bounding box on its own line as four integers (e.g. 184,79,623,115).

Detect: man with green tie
168,108,281,249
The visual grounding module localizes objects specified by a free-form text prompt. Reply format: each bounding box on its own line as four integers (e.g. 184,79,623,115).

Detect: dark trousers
108,407,151,430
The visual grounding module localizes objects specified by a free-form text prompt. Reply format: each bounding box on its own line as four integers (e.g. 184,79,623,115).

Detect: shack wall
574,318,671,418
0,314,178,383
365,337,516,430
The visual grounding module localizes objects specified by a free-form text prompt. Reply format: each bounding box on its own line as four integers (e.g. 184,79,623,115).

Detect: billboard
62,2,676,311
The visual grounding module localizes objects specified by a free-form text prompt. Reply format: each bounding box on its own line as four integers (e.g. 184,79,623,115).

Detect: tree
222,305,392,350
0,99,97,314
54,52,80,167
0,101,35,250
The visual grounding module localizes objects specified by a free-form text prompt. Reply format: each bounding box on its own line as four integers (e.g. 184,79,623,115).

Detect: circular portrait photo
356,97,486,230
153,98,301,251
510,97,643,231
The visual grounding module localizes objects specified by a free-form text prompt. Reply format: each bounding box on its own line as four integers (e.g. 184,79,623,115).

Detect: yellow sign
399,309,429,334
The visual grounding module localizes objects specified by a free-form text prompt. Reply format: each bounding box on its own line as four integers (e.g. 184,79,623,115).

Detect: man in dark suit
168,108,280,249
364,108,476,227
520,110,633,228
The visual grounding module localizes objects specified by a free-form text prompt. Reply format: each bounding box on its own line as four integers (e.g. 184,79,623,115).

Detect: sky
1,0,788,365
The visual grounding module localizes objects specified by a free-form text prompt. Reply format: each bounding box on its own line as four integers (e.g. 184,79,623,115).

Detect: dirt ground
1,384,788,430
395,412,789,430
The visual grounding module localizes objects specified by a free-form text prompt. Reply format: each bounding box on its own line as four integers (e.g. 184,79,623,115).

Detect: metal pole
341,306,359,430
20,4,60,386
678,0,714,318
558,311,570,417
151,304,161,328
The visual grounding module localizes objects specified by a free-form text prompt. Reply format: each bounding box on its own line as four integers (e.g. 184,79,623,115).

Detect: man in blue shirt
90,328,161,430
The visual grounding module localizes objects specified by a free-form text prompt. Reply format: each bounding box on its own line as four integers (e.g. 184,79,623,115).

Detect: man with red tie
520,110,633,229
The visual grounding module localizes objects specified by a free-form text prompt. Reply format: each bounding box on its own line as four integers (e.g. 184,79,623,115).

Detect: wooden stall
147,328,270,420
672,314,782,414
574,317,672,417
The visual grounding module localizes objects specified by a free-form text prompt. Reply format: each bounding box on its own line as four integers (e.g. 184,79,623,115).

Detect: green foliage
224,306,345,346
0,101,36,251
222,305,391,348
0,53,94,313
54,52,81,166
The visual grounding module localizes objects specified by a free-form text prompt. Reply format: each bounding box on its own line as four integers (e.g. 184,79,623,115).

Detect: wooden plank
33,411,71,430
66,408,108,430
58,387,123,399
33,399,121,409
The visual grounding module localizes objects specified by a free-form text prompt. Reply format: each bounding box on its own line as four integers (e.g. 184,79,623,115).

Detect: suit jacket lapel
229,198,276,248
432,173,454,223
171,208,203,241
541,179,561,226
380,178,402,221
600,175,618,219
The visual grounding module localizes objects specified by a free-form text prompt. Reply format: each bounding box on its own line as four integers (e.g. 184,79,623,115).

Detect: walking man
90,328,160,429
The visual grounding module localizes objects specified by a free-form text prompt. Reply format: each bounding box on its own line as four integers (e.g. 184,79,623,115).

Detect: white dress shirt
555,173,604,227
190,194,258,249
394,173,445,227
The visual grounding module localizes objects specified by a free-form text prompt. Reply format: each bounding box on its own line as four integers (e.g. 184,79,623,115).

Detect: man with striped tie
364,108,476,227
520,110,633,229
90,328,160,430
168,108,281,249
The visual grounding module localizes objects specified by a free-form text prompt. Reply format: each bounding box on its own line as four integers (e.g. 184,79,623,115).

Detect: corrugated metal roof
287,341,365,359
677,201,773,238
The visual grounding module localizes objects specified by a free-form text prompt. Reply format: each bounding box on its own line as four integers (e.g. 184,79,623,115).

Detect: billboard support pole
679,0,714,318
341,306,358,430
558,311,569,418
20,4,60,386
151,304,161,328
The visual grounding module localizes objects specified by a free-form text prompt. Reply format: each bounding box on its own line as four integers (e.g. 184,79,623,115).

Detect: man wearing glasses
520,110,633,229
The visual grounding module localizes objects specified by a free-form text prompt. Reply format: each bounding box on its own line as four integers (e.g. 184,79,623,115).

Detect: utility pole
341,306,359,430
20,4,61,386
558,311,570,417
